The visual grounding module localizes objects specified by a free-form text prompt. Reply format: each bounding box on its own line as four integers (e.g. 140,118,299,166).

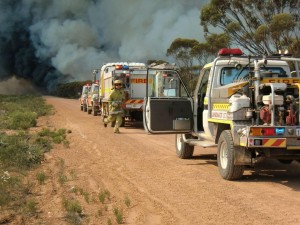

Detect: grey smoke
0,0,207,91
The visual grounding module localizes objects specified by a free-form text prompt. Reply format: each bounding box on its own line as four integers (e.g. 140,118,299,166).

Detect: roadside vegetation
0,95,69,222
0,94,133,224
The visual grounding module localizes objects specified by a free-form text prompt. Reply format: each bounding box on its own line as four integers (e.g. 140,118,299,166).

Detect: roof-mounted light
115,65,130,70
115,65,123,70
218,48,243,56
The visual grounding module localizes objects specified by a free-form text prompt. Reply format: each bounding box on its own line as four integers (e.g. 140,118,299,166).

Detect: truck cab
143,49,300,180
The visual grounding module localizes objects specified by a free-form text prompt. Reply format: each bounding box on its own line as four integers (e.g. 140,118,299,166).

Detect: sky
0,0,208,91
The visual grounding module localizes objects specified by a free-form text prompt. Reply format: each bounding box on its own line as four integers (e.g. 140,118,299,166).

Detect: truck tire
217,130,244,180
121,117,125,127
176,134,194,159
93,106,98,116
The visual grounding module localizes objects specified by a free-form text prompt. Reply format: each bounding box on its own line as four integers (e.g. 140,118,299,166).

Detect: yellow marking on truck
228,82,248,96
208,118,232,125
212,103,229,110
131,78,153,84
261,78,300,84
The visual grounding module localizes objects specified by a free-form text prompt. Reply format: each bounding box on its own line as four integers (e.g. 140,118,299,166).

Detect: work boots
114,129,120,134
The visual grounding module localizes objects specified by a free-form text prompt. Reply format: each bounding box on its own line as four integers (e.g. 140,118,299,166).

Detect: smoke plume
0,0,206,92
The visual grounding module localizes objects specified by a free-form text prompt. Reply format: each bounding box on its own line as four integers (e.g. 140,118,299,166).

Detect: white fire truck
143,49,300,180
98,62,149,125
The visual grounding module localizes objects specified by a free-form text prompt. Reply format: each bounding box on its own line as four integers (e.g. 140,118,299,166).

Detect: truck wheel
83,104,87,112
121,117,125,127
176,134,194,159
217,130,244,180
93,107,98,116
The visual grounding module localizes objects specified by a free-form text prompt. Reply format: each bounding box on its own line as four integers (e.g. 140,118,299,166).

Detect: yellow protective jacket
108,89,125,114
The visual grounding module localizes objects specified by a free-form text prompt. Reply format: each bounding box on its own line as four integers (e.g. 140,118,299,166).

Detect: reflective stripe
262,139,286,147
110,110,124,114
248,138,286,147
125,99,144,104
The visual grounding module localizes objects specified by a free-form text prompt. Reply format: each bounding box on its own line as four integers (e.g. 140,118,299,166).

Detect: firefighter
103,80,126,133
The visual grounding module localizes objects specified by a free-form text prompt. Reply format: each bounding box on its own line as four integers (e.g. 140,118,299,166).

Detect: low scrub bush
0,95,53,130
8,111,37,130
0,133,44,170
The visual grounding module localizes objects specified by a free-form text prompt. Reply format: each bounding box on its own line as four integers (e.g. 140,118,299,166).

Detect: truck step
186,139,217,148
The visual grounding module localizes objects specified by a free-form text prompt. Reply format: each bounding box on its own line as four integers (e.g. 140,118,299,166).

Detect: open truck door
143,66,193,134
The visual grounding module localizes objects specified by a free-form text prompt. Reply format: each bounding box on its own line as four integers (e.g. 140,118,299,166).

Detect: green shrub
113,207,123,224
0,95,53,130
8,111,37,130
0,133,44,169
24,199,38,216
63,199,82,214
0,172,22,207
98,189,110,204
124,195,131,208
36,172,46,185
38,128,67,144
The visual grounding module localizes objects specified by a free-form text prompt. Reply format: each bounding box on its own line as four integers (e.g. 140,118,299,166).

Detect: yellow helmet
114,80,122,85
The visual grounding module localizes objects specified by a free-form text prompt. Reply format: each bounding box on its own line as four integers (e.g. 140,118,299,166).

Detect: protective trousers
104,114,123,133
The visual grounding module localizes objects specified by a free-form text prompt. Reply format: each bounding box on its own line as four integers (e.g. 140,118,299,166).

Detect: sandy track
39,96,300,225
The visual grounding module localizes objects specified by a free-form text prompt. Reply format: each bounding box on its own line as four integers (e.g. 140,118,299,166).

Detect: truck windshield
220,67,287,85
83,86,88,94
93,85,99,93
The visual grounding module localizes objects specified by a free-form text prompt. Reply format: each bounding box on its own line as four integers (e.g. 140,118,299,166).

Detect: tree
167,38,199,69
200,0,300,56
166,38,200,91
166,36,230,91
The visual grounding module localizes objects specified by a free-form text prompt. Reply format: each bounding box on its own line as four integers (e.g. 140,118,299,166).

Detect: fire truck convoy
143,48,300,180
98,62,148,125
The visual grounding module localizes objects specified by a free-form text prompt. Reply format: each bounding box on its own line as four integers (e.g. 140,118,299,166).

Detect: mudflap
234,147,252,165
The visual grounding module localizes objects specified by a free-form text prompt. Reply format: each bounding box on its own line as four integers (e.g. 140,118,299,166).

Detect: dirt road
38,96,300,225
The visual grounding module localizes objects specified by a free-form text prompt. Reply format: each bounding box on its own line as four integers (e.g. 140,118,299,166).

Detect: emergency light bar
115,65,130,70
218,48,243,56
